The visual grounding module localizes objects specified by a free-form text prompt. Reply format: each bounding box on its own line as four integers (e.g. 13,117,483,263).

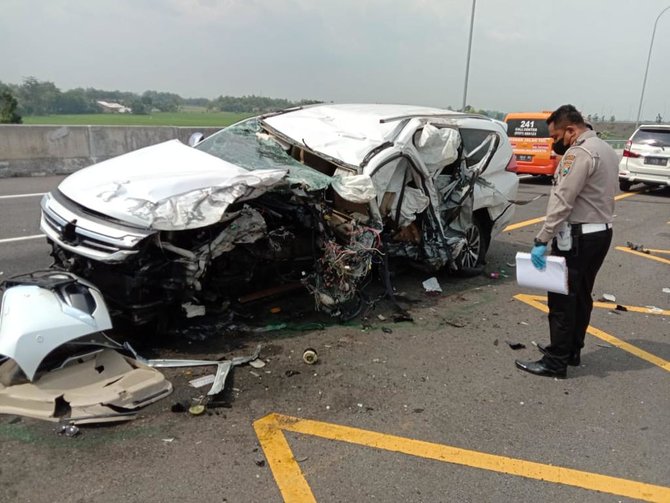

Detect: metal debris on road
302,348,318,365
392,312,414,323
57,423,80,438
189,374,216,389
506,341,526,350
444,318,467,328
626,241,650,254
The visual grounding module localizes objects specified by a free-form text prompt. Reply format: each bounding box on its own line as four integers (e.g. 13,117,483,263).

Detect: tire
455,215,490,271
619,180,632,192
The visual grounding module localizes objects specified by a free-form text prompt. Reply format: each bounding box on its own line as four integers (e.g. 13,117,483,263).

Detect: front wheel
619,180,632,192
455,215,490,271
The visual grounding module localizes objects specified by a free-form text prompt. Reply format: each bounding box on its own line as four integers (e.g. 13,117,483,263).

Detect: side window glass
460,128,499,167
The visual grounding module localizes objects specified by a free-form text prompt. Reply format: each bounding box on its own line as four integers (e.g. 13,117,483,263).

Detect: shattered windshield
196,118,332,191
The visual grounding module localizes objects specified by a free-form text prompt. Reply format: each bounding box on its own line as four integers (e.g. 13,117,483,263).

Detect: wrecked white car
40,104,519,325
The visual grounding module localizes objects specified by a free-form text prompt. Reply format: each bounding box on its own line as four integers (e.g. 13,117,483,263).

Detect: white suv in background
618,125,670,191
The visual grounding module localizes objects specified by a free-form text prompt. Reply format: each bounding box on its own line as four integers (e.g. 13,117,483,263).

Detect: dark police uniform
535,130,619,363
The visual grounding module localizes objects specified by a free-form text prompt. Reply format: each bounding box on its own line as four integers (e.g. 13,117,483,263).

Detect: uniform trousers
545,229,612,362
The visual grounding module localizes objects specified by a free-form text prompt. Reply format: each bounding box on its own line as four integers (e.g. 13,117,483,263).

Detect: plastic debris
506,341,526,350
600,293,616,302
422,277,442,293
189,404,206,416
377,314,387,321
663,288,670,294
270,307,281,314
249,359,266,369
489,272,500,279
302,348,318,365
182,302,206,318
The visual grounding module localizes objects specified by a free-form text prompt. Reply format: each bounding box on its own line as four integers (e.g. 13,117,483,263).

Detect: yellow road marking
254,413,670,503
504,191,639,232
504,216,546,232
521,294,670,316
615,246,670,266
645,248,670,256
255,415,316,502
515,294,670,372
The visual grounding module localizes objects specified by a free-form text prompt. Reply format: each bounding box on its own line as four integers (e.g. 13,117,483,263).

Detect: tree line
0,77,322,123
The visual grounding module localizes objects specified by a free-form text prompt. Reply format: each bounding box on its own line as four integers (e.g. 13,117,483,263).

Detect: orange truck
504,111,559,176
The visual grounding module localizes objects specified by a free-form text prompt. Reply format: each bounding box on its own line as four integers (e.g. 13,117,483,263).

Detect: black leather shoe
537,344,580,366
515,359,567,378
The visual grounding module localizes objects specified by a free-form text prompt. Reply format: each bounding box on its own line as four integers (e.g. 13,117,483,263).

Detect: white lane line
0,234,45,244
0,192,46,200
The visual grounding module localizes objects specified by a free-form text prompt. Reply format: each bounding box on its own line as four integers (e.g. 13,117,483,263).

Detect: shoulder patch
561,154,575,175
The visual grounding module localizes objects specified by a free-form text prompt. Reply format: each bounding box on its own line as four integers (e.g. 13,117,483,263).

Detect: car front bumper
40,192,155,263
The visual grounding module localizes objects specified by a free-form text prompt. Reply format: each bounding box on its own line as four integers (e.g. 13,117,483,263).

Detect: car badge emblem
62,219,78,243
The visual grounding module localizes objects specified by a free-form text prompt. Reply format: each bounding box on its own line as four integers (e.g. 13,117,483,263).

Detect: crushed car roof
263,103,469,167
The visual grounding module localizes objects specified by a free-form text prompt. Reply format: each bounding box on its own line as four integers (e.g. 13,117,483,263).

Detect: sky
1,0,669,120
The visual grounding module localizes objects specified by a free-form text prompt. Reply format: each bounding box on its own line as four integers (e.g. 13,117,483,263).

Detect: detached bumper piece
0,271,172,424
0,349,172,424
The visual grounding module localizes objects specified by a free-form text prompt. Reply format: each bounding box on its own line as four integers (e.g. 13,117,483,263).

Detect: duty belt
570,223,612,235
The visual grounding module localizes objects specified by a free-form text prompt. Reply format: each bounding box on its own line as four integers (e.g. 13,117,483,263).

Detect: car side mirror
188,132,205,147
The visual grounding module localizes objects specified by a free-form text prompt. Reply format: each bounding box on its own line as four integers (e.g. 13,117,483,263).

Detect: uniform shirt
536,130,619,243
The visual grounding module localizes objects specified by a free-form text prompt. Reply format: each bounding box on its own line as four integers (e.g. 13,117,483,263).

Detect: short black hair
546,104,585,128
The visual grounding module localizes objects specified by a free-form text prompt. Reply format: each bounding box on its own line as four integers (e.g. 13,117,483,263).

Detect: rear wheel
619,180,632,192
455,215,490,271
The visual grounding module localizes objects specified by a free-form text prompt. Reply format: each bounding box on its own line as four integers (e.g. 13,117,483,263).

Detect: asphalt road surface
0,175,668,502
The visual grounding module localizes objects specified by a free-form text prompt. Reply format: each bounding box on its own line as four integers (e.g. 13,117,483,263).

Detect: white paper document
515,252,569,294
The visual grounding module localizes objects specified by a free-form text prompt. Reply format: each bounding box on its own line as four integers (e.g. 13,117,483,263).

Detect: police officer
515,105,619,378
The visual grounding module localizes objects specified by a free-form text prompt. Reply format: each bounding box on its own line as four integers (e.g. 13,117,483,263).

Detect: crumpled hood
58,140,288,230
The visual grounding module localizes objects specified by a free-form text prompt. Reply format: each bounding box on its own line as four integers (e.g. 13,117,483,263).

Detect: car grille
40,190,155,263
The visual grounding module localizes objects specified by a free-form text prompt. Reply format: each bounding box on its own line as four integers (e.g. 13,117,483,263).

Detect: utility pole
461,0,477,112
635,6,670,126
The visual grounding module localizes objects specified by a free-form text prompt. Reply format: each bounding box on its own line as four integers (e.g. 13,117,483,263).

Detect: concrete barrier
0,125,221,178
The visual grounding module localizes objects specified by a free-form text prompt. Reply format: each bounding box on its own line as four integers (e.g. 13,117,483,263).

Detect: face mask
552,138,568,155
